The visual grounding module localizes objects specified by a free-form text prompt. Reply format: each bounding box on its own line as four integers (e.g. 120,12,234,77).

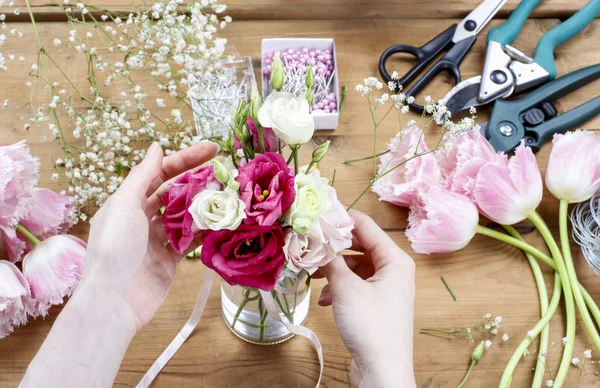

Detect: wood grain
1,0,598,21
1,12,600,388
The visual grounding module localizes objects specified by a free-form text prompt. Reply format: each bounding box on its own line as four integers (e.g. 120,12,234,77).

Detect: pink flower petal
20,188,76,241
0,227,27,263
22,235,86,306
0,260,35,339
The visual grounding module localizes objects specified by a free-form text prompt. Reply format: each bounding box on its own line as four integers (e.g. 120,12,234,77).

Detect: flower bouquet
160,53,353,344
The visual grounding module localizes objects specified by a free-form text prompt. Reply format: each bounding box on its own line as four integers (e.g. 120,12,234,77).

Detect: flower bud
471,341,485,362
241,123,251,142
305,88,314,105
305,66,315,89
270,51,285,91
213,159,230,186
312,140,330,163
250,86,262,123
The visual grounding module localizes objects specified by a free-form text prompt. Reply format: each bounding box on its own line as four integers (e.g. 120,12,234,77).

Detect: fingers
146,141,219,196
167,234,205,264
146,142,220,216
117,142,164,204
349,209,400,271
319,255,353,282
318,284,331,306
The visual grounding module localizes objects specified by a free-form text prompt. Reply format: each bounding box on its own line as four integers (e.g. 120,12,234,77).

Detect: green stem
232,290,253,329
258,297,266,343
582,286,600,329
293,147,299,175
457,360,476,388
257,126,266,154
528,211,576,387
16,224,41,246
503,225,549,388
343,150,390,164
476,226,555,268
305,160,316,174
560,199,600,351
499,273,562,388
331,169,337,187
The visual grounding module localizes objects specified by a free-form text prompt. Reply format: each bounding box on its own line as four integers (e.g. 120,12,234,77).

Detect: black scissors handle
379,24,476,113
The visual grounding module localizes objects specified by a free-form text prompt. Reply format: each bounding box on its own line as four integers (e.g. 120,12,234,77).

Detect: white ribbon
137,269,323,388
259,290,323,387
137,268,215,388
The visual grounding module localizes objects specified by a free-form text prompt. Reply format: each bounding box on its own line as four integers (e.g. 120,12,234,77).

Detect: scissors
481,64,600,153
378,0,507,112
444,0,600,114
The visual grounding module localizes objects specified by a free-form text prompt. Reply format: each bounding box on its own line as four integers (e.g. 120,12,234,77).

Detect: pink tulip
372,128,442,207
0,261,34,339
545,130,600,203
438,126,504,198
0,141,39,237
22,235,86,306
406,187,479,254
473,142,543,225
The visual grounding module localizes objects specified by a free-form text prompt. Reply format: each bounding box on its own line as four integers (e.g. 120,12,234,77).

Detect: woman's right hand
318,210,417,388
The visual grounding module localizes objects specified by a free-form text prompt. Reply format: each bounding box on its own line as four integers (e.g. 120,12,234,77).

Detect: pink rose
318,186,354,253
201,224,285,290
162,165,222,254
284,229,335,274
235,117,280,153
236,152,295,226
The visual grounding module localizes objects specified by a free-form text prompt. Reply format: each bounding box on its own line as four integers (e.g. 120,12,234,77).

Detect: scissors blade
453,0,508,43
443,76,487,114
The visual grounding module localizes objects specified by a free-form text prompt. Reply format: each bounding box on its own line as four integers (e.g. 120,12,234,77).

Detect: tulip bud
471,341,486,362
213,159,230,186
250,86,262,124
312,140,330,163
270,51,285,91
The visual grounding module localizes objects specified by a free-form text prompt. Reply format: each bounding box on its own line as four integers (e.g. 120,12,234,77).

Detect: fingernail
199,139,220,153
146,142,159,157
318,292,326,305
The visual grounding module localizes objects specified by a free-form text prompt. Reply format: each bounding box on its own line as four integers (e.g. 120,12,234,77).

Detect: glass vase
221,270,311,345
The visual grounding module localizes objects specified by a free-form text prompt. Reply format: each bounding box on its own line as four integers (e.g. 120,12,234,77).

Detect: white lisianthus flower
284,172,331,235
283,229,335,275
189,188,246,231
258,91,315,145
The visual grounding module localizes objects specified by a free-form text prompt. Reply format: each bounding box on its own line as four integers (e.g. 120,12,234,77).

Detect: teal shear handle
534,0,600,79
487,0,541,45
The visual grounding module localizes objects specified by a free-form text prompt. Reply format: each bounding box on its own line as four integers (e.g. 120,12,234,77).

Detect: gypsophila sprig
18,0,231,218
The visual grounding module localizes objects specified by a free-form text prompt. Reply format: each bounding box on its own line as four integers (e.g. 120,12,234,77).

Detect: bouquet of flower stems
159,53,353,342
371,119,600,386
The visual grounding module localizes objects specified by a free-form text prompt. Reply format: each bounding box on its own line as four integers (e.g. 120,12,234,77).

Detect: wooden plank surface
1,0,596,20
1,11,600,388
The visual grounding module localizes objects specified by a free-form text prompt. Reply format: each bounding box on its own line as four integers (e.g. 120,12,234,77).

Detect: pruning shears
444,0,600,115
480,64,600,153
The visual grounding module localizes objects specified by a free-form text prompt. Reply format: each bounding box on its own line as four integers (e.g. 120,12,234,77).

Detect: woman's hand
318,210,417,388
21,142,218,388
83,141,218,330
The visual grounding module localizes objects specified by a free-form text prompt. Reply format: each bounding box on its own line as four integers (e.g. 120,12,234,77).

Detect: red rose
200,224,285,290
162,165,221,254
236,152,295,226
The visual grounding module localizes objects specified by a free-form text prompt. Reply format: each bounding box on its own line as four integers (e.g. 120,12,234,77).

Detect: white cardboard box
261,38,340,130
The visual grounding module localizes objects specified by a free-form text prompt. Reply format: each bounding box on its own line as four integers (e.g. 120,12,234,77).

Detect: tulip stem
559,199,600,351
499,272,562,388
502,225,550,388
16,224,40,246
457,360,476,388
528,211,576,387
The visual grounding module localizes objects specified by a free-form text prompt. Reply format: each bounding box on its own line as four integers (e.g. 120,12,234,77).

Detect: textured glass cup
221,270,311,344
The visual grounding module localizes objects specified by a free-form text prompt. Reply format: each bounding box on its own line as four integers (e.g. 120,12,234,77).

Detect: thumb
319,255,353,283
118,142,164,202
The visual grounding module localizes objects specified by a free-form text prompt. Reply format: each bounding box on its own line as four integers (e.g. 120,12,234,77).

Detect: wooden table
1,1,599,386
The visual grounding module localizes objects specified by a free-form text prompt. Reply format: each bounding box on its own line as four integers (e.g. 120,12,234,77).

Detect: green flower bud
226,133,236,150
305,88,314,105
229,179,240,191
312,140,330,163
241,123,251,142
213,159,230,186
471,341,485,362
270,51,285,91
305,66,315,89
250,86,262,123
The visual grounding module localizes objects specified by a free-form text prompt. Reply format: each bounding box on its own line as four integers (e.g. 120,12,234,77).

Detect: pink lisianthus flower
545,130,600,203
201,224,285,290
318,186,354,253
438,126,504,198
372,127,441,207
0,260,35,339
473,141,543,225
0,141,39,237
236,152,295,226
406,187,479,254
22,235,86,308
283,229,335,275
234,117,280,153
162,165,221,254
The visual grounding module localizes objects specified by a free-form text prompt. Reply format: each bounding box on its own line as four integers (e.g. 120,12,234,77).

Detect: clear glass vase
221,270,311,345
